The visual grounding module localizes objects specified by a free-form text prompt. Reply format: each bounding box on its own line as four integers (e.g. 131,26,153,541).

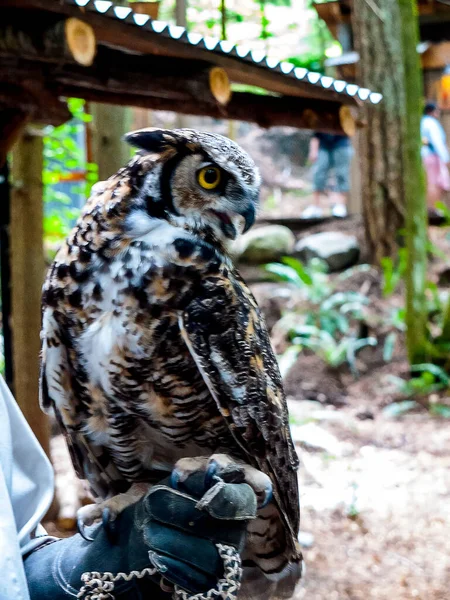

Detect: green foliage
380,248,407,296
387,363,450,398
291,326,377,375
284,53,326,75
380,240,450,369
43,98,98,253
266,258,377,375
430,403,450,418
382,400,419,419
266,256,330,302
284,1,337,74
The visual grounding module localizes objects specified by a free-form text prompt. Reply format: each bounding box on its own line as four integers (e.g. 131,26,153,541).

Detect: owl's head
124,128,260,242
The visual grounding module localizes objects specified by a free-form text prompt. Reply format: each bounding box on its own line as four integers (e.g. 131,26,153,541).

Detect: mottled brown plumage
40,128,302,599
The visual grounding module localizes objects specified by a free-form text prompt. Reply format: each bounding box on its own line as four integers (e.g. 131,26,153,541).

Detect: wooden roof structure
0,0,382,150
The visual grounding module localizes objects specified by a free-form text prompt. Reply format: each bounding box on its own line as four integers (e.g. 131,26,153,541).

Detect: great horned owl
40,129,302,599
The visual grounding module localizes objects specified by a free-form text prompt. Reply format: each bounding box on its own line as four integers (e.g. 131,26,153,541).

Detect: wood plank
10,127,49,456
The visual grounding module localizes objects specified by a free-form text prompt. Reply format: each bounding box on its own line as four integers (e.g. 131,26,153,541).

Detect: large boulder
294,231,360,272
234,225,296,264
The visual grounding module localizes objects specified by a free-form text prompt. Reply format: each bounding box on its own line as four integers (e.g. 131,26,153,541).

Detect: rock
294,231,360,272
298,531,315,548
233,225,296,264
250,283,300,331
287,399,346,424
290,422,345,456
236,264,274,284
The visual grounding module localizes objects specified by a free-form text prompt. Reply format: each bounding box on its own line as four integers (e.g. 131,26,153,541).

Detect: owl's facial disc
169,154,258,240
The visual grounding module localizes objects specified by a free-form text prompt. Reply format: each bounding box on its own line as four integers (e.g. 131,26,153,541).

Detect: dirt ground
268,220,450,600
290,400,450,600
43,218,450,600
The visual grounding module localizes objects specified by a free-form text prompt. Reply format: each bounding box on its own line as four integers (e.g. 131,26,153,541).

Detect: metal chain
77,566,158,600
77,544,242,600
174,544,242,600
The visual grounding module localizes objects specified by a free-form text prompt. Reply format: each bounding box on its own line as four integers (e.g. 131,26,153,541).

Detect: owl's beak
239,203,256,233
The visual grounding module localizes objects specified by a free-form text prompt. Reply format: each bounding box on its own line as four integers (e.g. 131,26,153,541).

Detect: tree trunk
399,0,428,364
354,0,428,363
353,0,406,264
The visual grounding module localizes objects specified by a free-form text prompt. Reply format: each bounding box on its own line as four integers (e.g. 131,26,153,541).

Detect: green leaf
264,263,303,286
382,400,419,419
383,332,397,362
430,403,450,418
411,363,450,386
281,257,313,285
346,337,377,376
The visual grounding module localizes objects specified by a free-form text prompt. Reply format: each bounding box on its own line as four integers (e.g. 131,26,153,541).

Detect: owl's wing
40,308,125,499
178,268,300,541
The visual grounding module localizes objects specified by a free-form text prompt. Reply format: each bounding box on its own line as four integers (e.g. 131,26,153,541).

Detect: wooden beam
0,79,71,130
57,87,348,133
0,16,96,66
421,42,450,70
10,127,49,456
0,48,232,107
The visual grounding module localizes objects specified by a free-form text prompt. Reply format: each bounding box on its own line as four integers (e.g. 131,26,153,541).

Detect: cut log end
209,67,232,106
339,105,357,137
65,18,97,67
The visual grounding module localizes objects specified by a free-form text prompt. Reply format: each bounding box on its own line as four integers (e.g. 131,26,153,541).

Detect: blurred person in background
421,102,450,215
302,132,352,219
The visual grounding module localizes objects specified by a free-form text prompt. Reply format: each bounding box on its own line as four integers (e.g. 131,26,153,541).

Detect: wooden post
348,130,362,215
10,127,49,456
90,103,132,181
0,161,14,389
174,0,189,130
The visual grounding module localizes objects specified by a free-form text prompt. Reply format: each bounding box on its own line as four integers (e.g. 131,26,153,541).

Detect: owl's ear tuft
123,128,177,153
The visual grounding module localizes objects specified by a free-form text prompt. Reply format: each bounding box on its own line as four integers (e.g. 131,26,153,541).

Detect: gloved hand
24,469,258,600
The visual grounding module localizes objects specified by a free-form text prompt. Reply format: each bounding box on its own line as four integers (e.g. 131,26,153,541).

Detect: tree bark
399,0,428,364
353,0,406,263
354,0,428,363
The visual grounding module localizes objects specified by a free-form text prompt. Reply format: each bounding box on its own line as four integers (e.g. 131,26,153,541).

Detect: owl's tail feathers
239,559,303,600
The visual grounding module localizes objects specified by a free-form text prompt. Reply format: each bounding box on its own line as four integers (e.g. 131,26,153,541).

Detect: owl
40,128,302,599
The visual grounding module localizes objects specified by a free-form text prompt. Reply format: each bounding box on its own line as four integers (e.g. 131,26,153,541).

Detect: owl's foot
172,454,273,508
77,483,149,542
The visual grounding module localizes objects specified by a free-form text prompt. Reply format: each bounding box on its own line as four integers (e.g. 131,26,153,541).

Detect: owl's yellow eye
197,166,221,190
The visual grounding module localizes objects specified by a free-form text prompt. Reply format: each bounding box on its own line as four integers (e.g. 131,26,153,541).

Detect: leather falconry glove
24,467,259,600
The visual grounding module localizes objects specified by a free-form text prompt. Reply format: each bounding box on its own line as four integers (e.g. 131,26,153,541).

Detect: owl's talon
258,483,273,509
77,515,95,542
204,459,218,489
170,469,181,490
102,507,119,543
